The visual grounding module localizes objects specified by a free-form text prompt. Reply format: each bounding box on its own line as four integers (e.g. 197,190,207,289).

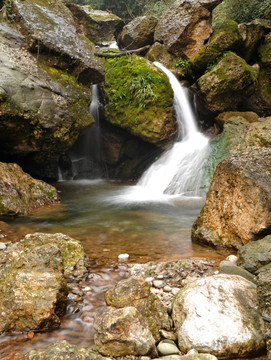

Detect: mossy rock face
11,0,104,84
246,67,271,116
191,21,242,74
103,55,176,145
196,52,258,113
212,0,271,29
0,21,95,179
258,33,271,68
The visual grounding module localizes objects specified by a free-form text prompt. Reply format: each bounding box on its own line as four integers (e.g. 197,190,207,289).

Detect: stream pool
0,180,232,359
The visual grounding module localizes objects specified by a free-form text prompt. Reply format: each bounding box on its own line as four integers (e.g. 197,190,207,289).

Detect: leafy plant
127,75,157,107
176,58,190,70
1,0,16,21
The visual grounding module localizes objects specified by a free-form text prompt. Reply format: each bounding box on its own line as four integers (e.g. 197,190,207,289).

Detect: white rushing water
113,62,210,204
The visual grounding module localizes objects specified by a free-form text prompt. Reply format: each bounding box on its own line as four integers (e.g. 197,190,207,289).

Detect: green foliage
1,0,16,21
176,58,190,70
127,73,159,107
205,51,231,73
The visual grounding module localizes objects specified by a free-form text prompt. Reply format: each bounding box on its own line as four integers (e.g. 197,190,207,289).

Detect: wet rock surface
0,162,59,216
172,274,265,357
117,16,157,50
192,147,271,248
66,3,124,44
154,0,223,58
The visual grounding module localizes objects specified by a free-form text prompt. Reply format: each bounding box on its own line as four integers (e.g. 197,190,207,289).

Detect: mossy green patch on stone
103,55,175,145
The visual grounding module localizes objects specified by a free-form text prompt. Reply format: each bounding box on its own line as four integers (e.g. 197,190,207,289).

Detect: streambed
0,180,231,359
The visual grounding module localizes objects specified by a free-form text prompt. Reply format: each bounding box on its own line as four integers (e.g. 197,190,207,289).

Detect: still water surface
0,180,231,359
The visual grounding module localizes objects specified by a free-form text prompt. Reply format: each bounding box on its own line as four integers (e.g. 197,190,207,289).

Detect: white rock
172,287,180,295
172,274,265,358
118,253,129,261
157,339,179,356
164,285,172,293
226,255,238,264
145,277,154,283
0,242,6,250
153,280,165,288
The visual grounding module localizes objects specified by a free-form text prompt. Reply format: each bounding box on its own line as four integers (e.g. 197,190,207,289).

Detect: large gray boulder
192,147,271,249
0,162,59,216
154,0,223,58
172,274,265,357
94,306,157,357
66,3,124,44
117,16,157,50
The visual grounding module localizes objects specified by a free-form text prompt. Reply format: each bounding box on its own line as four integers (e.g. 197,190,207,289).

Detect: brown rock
215,111,259,127
0,162,59,216
117,16,157,50
154,0,223,58
94,306,157,357
192,147,271,249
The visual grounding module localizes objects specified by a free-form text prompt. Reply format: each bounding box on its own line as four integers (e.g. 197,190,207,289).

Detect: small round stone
0,242,6,250
153,280,165,288
157,339,179,356
164,285,172,292
118,253,129,261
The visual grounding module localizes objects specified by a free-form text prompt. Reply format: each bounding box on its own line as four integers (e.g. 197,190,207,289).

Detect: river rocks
172,274,265,357
191,20,242,74
0,20,95,179
192,147,271,248
24,340,106,360
94,306,157,357
104,277,171,342
117,16,157,50
103,55,176,145
157,340,179,355
12,0,104,84
66,3,124,44
0,162,59,216
154,0,223,59
21,233,88,282
245,116,271,147
195,52,258,113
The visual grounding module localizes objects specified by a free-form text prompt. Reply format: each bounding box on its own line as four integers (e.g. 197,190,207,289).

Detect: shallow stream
0,180,232,359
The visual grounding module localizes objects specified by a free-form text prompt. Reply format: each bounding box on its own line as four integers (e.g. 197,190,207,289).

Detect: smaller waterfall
113,62,209,203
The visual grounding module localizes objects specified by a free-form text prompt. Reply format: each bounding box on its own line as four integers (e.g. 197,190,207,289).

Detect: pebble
157,339,179,356
153,280,165,288
0,242,6,250
157,274,164,279
171,287,180,295
159,329,178,341
163,285,172,293
118,253,129,261
84,286,91,291
145,276,154,283
226,254,238,264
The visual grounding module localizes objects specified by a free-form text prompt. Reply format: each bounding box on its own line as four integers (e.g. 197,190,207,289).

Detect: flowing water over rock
112,62,209,203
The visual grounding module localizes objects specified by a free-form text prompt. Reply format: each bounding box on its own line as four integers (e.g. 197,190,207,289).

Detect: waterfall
113,62,210,203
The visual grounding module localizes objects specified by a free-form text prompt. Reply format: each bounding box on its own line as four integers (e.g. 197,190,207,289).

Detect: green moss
258,43,271,67
103,55,175,144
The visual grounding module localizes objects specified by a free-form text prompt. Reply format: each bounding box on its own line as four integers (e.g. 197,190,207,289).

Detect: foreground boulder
104,277,171,342
94,306,157,357
195,52,258,113
192,147,271,248
24,340,106,360
117,16,157,50
103,55,176,145
0,162,59,216
154,0,223,58
66,3,124,44
172,274,265,357
0,232,87,333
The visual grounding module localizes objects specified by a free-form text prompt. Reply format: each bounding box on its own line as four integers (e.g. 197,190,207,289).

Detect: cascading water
113,62,210,203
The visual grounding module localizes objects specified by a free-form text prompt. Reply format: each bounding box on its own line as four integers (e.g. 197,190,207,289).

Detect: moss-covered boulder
215,111,259,126
212,0,271,29
117,16,157,50
258,33,271,68
245,116,271,147
104,277,171,342
191,21,242,74
196,52,258,113
65,3,124,44
0,162,59,216
24,341,107,360
103,55,176,145
22,233,88,283
0,21,96,179
11,0,104,84
246,67,271,116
